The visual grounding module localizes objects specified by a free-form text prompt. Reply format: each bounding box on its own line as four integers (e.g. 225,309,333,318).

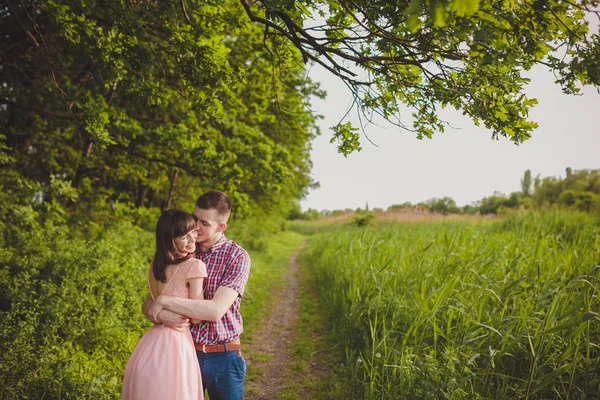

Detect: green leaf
450,0,480,17
330,122,362,156
544,311,597,335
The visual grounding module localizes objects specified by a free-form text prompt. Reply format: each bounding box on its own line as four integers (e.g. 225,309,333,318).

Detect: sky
300,62,600,212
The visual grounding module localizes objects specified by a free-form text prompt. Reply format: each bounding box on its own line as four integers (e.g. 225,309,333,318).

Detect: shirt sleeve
187,259,208,280
219,248,250,297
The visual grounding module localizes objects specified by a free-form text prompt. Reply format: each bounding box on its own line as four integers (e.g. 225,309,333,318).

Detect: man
143,190,251,400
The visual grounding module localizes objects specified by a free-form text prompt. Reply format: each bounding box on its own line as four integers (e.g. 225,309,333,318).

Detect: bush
558,190,599,212
351,213,375,227
0,205,153,399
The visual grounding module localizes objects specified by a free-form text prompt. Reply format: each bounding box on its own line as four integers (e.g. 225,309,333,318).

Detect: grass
239,229,306,336
297,210,600,399
278,257,358,400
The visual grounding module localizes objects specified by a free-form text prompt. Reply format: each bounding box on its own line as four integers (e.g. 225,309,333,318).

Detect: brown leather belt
194,341,241,353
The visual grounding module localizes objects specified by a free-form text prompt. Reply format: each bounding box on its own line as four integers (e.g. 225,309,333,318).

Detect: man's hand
142,294,159,324
143,294,189,331
157,309,190,332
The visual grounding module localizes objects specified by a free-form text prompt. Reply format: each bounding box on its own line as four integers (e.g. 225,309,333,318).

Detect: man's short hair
195,190,232,217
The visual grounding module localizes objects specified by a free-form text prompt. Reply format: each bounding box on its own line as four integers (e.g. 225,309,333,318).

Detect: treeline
1,1,318,398
1,0,320,222
293,168,600,219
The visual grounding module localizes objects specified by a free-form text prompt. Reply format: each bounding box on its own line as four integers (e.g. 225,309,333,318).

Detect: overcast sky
300,63,600,211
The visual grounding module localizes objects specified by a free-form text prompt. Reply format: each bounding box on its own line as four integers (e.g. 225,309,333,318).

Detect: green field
1,210,598,399
297,211,600,399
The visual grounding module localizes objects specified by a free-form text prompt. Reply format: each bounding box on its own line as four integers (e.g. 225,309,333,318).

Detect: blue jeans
196,349,246,400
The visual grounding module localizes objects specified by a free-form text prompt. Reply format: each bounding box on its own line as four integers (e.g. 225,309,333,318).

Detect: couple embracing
122,190,250,400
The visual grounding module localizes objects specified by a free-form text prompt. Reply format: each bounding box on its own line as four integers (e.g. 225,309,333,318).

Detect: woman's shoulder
183,257,207,277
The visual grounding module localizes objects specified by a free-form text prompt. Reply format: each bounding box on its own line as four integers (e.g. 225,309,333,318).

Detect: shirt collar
198,234,227,255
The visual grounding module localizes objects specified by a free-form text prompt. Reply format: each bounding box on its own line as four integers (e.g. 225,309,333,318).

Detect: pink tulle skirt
122,325,203,400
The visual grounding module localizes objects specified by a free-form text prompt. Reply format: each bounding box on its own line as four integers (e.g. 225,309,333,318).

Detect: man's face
193,207,225,244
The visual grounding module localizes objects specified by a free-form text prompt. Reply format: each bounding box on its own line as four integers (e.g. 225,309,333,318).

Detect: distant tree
287,203,303,220
388,202,414,210
521,169,532,197
461,204,478,215
506,192,522,208
558,190,599,211
534,174,542,191
531,169,600,209
478,192,508,214
533,176,560,206
303,208,323,220
425,197,459,215
566,167,573,178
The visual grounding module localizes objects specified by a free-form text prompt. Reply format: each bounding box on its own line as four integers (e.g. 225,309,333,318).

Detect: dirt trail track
244,250,302,399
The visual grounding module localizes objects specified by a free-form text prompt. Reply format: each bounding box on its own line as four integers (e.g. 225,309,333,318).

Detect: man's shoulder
221,237,250,260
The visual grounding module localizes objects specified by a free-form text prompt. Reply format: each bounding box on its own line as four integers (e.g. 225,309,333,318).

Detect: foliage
423,196,460,215
0,197,300,398
243,0,599,150
382,168,600,216
287,204,322,220
301,211,600,399
351,213,375,227
1,0,321,218
0,205,153,399
533,168,600,211
387,202,415,211
521,169,532,197
558,190,599,211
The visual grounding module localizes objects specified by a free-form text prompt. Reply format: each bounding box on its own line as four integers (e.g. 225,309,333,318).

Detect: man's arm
150,286,239,322
187,277,204,325
142,293,190,330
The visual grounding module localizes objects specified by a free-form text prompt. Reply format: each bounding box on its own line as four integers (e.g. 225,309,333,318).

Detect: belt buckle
202,344,207,353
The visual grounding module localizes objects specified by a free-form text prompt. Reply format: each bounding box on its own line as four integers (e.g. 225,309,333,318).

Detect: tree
1,0,321,217
531,168,600,208
241,0,600,153
521,169,532,197
425,196,459,214
478,191,509,214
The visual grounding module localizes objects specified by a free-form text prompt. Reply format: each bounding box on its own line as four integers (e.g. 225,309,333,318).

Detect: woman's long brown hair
152,209,196,283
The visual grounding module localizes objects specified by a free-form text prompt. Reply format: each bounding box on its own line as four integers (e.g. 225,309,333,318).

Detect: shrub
0,205,153,399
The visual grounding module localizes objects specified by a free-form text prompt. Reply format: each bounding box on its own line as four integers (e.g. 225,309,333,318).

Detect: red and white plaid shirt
190,234,250,345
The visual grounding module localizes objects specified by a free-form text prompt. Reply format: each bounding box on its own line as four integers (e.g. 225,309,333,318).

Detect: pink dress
122,258,207,400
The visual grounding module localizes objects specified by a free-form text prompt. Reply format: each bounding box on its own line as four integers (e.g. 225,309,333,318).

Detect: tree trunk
137,184,148,208
164,168,179,211
147,189,155,209
71,133,94,189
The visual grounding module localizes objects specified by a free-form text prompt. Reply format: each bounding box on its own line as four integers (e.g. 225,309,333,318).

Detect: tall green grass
300,211,600,399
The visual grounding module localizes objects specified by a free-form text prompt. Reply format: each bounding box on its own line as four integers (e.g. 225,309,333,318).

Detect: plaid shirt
190,234,250,345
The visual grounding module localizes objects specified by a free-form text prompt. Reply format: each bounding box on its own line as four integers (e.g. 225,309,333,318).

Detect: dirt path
244,250,302,399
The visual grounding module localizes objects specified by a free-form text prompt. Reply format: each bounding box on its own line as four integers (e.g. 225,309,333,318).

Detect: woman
122,209,207,400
